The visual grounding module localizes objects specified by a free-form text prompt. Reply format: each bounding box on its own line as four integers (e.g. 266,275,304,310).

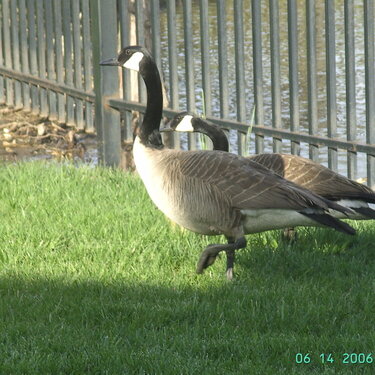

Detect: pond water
158,0,371,178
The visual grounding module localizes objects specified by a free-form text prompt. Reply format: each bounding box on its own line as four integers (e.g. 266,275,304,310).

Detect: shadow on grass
1,243,375,375
1,222,374,374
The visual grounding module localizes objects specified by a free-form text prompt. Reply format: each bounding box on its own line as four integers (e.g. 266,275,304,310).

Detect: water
158,0,370,178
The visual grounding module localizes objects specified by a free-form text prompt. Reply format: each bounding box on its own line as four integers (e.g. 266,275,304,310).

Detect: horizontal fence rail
109,98,375,155
0,0,375,188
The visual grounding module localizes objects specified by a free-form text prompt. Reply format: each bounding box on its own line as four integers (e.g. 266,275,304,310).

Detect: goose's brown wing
175,150,336,211
251,153,375,201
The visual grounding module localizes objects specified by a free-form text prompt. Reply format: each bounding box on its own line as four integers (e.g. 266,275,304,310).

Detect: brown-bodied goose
101,46,355,280
162,112,375,221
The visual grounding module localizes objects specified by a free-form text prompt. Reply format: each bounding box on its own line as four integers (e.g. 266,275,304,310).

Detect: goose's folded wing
251,153,375,202
175,150,333,211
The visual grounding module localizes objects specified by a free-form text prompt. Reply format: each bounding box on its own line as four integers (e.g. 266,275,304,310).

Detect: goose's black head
101,46,163,145
162,112,204,133
162,112,214,135
100,46,150,73
161,112,230,152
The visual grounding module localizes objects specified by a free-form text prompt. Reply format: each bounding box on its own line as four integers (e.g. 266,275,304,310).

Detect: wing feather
250,153,375,202
171,150,333,211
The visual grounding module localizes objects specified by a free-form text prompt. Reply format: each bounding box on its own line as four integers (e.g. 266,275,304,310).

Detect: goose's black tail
300,212,356,235
352,207,375,219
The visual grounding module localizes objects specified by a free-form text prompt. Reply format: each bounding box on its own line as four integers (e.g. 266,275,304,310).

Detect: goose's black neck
197,121,229,152
138,55,163,146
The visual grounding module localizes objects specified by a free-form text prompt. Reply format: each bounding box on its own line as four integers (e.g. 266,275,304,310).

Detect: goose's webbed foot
196,237,247,280
196,244,224,274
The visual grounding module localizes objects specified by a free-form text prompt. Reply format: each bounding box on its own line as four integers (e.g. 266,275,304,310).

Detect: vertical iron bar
19,0,30,111
10,0,21,108
234,0,247,155
36,0,48,116
252,0,264,153
325,0,338,171
28,0,39,113
82,0,93,131
288,0,300,155
45,0,57,119
2,0,14,107
118,0,133,140
344,0,357,179
217,0,229,120
90,0,121,166
63,0,74,124
306,0,318,161
135,0,145,44
269,0,282,153
150,1,163,108
151,0,175,148
364,0,375,188
166,0,180,149
167,0,179,109
0,2,4,104
72,0,84,129
135,0,146,103
182,3,195,108
183,0,197,150
54,0,65,123
151,0,161,70
199,0,212,117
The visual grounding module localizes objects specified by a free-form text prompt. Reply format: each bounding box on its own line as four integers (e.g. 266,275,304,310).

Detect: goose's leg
196,237,247,280
225,236,246,280
282,227,297,242
225,237,236,281
225,249,235,280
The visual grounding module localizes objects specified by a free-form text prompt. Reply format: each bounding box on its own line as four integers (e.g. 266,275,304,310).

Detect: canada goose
162,113,375,221
101,46,355,280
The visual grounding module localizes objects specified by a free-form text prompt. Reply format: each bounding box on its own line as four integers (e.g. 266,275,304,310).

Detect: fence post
90,0,121,167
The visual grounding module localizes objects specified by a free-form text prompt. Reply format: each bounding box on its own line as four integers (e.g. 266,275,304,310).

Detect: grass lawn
0,161,374,374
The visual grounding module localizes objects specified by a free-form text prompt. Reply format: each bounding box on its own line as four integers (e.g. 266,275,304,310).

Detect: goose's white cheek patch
176,115,194,132
123,52,144,71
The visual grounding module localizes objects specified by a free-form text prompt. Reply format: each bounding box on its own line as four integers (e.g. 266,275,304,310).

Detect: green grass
0,161,374,374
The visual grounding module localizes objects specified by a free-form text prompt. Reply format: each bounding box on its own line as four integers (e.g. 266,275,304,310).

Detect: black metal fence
0,0,95,130
0,0,374,188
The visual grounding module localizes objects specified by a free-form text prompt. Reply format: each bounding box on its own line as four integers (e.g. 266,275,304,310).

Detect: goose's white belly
242,209,320,234
133,137,173,214
133,137,220,234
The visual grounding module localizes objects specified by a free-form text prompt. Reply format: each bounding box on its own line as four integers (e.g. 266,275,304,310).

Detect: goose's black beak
100,57,120,66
